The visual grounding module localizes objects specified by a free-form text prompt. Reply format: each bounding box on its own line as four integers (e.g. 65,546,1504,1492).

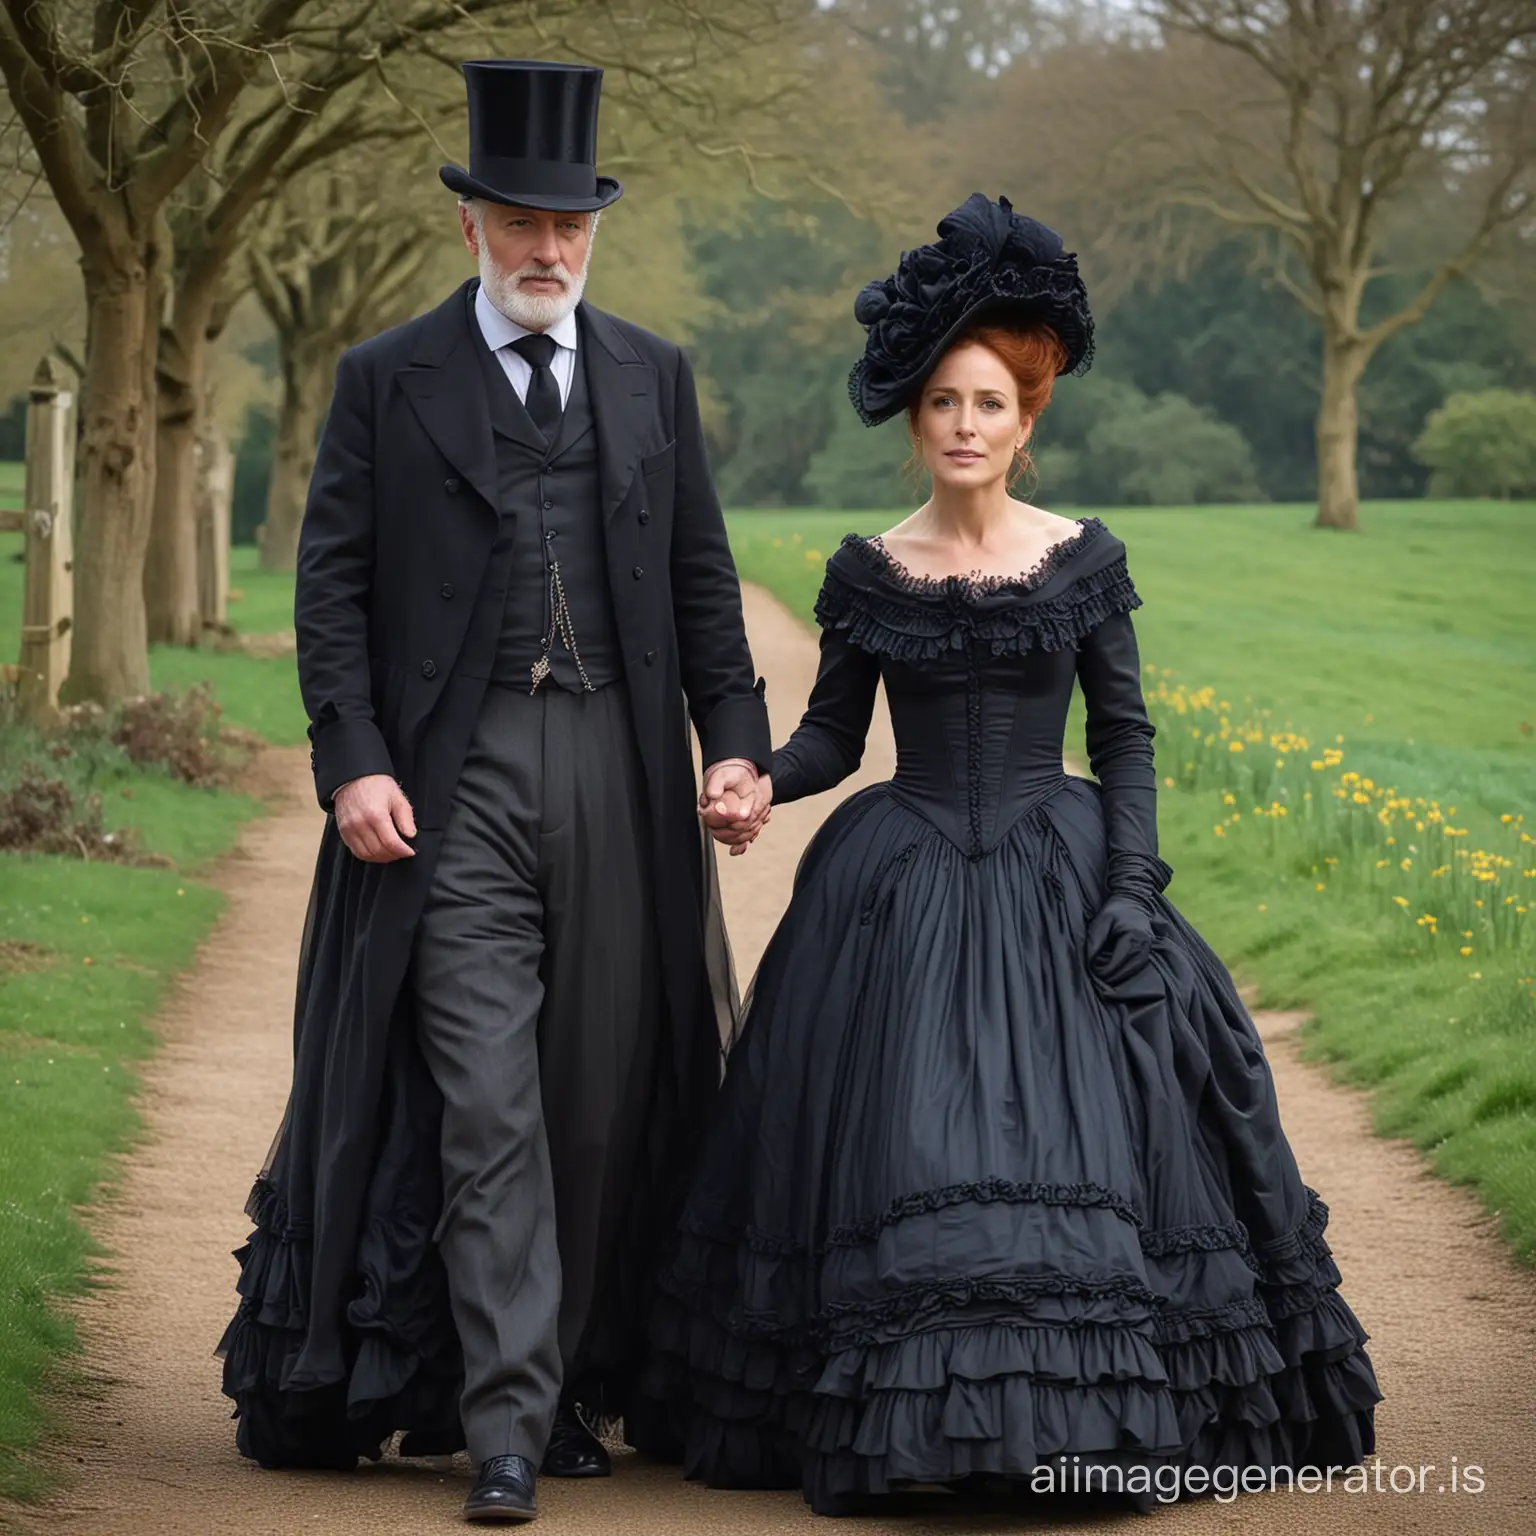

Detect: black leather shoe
540,1406,611,1478
464,1455,538,1523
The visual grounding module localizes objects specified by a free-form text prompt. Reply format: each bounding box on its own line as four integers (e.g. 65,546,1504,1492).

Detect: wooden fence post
197,429,233,632
14,358,75,725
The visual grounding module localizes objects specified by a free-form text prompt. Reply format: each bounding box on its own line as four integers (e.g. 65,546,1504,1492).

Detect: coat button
440,583,455,599
633,565,644,580
644,650,657,666
543,499,554,511
638,509,650,526
444,477,461,494
421,659,437,679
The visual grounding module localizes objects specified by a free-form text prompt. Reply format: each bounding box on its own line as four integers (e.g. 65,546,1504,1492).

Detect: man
218,59,772,1524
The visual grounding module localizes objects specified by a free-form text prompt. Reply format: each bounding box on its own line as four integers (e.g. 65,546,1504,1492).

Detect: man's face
460,201,595,331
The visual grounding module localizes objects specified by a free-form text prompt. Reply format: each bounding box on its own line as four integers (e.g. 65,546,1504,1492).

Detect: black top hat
440,60,623,213
849,194,1094,427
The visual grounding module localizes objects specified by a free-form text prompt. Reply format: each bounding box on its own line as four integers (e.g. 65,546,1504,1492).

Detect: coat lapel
580,303,656,522
395,281,500,511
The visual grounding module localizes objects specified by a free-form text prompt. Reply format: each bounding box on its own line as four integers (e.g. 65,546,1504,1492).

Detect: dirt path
10,583,1535,1535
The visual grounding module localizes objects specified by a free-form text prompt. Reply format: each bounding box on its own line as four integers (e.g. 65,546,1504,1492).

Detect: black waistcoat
467,312,621,691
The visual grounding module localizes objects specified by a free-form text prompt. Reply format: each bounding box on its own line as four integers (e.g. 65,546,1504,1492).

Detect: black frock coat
218,280,770,1465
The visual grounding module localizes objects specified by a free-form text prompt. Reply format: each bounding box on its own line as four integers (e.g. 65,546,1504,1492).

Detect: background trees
0,0,1532,700
1414,389,1536,498
249,164,438,572
982,0,1536,529
0,0,869,704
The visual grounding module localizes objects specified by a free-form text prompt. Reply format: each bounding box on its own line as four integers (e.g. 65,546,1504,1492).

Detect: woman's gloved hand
1086,893,1156,992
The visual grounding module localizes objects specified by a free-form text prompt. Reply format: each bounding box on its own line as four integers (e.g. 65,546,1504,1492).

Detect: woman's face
913,343,1032,491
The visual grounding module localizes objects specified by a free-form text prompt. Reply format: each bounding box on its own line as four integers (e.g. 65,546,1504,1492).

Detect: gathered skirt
643,776,1380,1512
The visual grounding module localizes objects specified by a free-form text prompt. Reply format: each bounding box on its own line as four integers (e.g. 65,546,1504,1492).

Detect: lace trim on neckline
852,515,1106,598
815,546,1142,661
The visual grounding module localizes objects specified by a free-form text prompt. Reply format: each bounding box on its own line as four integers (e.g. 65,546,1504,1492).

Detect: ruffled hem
217,1176,465,1469
647,1187,1380,1511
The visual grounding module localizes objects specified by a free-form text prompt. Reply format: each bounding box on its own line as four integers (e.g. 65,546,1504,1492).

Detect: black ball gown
645,517,1380,1513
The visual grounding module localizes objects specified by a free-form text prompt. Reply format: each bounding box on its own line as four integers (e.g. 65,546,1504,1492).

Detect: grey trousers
412,682,661,1466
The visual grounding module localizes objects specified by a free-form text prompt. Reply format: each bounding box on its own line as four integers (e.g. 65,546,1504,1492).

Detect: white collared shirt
474,282,578,408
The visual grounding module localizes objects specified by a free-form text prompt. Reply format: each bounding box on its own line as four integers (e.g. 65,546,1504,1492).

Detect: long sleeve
295,346,395,812
669,348,772,772
1075,610,1171,903
769,625,881,805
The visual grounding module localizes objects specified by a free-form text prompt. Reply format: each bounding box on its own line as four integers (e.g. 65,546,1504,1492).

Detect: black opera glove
1086,851,1173,994
1087,895,1156,991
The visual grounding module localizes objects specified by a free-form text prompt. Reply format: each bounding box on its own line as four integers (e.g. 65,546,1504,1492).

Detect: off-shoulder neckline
843,516,1106,598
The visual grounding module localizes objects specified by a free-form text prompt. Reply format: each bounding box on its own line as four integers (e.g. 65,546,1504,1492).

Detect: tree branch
134,0,313,211
1164,188,1312,254
5,0,100,95
0,8,99,238
1359,182,1531,352
1268,256,1325,317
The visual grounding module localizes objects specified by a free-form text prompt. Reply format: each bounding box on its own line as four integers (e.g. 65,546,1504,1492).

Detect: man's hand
700,760,773,857
334,774,417,863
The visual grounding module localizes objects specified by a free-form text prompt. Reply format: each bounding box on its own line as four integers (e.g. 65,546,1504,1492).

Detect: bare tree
1134,1,1536,530
250,169,436,573
0,0,874,701
0,0,605,701
147,87,429,645
0,0,323,700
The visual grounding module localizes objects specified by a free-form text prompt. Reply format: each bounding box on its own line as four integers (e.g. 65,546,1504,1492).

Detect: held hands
334,774,417,863
699,759,773,857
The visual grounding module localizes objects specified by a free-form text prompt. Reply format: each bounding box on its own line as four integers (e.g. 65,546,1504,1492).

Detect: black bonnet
849,194,1093,427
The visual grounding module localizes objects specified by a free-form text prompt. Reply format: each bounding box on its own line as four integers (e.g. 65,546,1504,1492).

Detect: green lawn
3,534,306,747
729,500,1536,1263
2,495,1533,1498
0,528,296,1500
728,501,1536,801
0,864,224,1499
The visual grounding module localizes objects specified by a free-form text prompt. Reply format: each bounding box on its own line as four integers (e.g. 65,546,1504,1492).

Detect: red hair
907,323,1068,487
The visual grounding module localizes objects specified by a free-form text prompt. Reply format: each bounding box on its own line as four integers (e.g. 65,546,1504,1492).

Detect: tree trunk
61,235,167,705
146,276,220,644
1314,324,1368,532
257,340,333,574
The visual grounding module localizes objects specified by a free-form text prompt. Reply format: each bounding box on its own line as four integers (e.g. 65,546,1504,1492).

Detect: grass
0,863,224,1500
2,535,305,747
0,489,1531,1493
1,508,299,1499
728,499,1536,1264
148,546,307,747
727,501,1535,797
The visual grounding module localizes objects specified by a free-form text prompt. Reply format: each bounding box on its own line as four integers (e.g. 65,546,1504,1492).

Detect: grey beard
479,251,590,331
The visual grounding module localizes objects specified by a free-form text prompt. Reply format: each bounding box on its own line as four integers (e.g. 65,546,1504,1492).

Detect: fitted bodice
770,517,1164,867
880,645,1077,855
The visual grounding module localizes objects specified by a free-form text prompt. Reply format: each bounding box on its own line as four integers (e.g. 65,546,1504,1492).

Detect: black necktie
511,333,563,444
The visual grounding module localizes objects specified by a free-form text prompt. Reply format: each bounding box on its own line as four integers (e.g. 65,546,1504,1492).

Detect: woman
646,195,1380,1515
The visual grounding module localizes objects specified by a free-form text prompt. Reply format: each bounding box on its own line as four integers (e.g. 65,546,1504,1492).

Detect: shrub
104,681,233,788
0,681,248,861
1412,389,1536,499
803,411,913,510
1085,393,1262,505
1034,377,1261,505
0,764,141,861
